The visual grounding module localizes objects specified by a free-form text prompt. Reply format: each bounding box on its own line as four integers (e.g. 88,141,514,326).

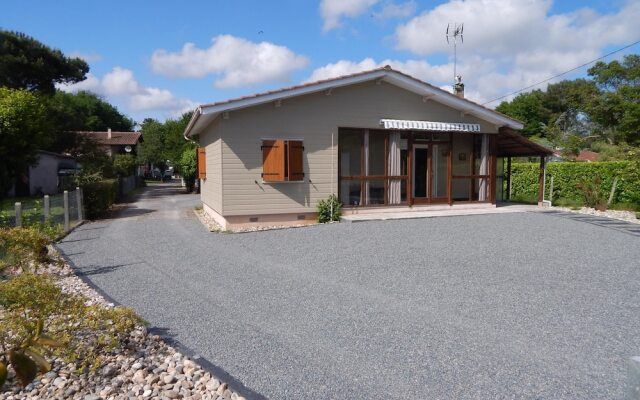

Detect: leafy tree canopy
138,112,193,171
0,88,50,194
0,30,88,94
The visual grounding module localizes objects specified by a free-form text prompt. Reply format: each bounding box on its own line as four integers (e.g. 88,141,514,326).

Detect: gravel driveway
56,182,640,399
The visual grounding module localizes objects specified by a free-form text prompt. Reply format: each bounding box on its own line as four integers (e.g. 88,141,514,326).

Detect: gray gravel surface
56,182,640,399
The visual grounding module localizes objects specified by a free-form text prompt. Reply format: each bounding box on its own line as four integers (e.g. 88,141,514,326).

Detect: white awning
380,119,481,132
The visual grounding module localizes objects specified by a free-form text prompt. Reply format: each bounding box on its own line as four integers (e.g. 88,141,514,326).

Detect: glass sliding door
339,128,408,207
431,144,449,200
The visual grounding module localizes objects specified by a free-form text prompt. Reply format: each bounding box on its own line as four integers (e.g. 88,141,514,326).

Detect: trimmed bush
511,161,640,206
82,179,118,219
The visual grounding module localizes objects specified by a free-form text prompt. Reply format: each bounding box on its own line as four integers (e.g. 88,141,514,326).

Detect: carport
497,127,554,204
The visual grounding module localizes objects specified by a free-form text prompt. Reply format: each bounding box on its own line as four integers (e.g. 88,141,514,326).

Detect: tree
0,31,88,94
138,112,193,173
587,55,640,145
45,91,134,156
496,90,551,138
0,88,49,195
179,147,197,192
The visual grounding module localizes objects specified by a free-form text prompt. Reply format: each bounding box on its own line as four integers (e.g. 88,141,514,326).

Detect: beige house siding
203,80,498,217
199,120,223,214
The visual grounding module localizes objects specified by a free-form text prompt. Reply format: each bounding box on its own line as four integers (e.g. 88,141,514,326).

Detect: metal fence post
44,195,50,222
76,186,83,221
63,190,70,231
15,202,22,227
549,176,554,205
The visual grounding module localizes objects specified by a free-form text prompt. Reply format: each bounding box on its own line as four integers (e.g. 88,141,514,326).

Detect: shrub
112,154,137,176
317,194,342,223
511,161,640,206
82,179,118,219
576,176,606,210
553,197,583,209
0,228,50,273
0,273,142,388
180,147,197,193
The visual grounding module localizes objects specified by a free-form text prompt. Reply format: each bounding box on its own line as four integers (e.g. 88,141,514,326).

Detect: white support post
76,187,83,221
628,356,640,399
44,195,50,222
63,190,70,231
15,202,22,228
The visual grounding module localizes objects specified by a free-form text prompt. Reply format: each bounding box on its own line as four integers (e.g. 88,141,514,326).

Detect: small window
197,147,206,179
262,139,304,182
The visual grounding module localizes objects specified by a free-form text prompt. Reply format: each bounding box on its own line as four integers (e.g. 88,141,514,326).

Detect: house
575,150,600,162
76,129,142,156
8,150,79,197
184,66,552,229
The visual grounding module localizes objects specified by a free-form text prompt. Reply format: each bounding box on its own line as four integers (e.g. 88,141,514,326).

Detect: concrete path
56,182,640,399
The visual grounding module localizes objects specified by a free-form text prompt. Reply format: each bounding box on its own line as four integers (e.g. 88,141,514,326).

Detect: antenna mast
446,22,464,90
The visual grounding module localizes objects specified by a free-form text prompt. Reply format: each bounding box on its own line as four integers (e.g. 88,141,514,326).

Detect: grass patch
553,197,583,210
509,193,538,205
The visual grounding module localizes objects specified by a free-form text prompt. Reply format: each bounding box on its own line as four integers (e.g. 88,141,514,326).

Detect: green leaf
36,334,63,348
9,351,38,387
24,349,50,373
0,362,7,390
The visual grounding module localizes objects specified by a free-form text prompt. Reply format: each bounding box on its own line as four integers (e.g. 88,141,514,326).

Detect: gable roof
76,131,142,146
183,66,524,138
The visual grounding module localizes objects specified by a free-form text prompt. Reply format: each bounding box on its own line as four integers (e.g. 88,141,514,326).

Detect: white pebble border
0,249,246,400
552,206,640,224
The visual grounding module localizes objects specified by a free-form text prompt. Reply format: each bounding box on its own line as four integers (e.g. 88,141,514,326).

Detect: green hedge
511,161,640,205
82,179,118,219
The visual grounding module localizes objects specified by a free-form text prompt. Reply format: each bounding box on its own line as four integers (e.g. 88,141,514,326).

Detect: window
197,147,206,179
261,139,304,182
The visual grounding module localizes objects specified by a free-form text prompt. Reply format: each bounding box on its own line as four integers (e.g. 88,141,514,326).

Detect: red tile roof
76,131,142,146
575,150,600,162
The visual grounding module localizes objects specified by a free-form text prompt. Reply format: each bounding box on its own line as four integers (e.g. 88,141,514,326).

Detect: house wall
201,80,499,218
28,153,77,195
199,119,223,214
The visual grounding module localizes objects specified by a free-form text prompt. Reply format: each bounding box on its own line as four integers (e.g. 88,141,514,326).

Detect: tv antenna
446,23,464,89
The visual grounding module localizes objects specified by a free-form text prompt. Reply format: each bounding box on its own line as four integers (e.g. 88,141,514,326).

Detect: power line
482,39,640,105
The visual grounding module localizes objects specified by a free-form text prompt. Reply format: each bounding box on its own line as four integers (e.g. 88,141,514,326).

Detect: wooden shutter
197,147,206,179
262,140,285,181
288,140,304,181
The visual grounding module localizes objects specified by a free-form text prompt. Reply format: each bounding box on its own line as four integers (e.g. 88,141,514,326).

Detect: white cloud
320,0,380,31
383,0,640,105
150,35,309,89
102,67,141,96
373,1,417,20
58,67,196,117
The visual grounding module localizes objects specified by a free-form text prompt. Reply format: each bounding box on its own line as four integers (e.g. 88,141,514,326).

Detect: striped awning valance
380,119,481,132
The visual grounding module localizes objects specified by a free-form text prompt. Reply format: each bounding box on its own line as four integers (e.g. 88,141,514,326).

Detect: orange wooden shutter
197,147,206,179
288,140,304,181
262,140,285,181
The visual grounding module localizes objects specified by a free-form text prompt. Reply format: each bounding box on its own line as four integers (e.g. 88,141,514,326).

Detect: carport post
506,157,512,201
76,186,83,221
537,156,546,206
628,356,640,399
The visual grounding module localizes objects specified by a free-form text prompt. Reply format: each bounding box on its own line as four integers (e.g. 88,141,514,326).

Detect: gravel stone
54,182,640,399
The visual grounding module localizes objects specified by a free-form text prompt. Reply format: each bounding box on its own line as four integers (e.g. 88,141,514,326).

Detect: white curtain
362,130,369,205
388,132,401,204
478,133,488,201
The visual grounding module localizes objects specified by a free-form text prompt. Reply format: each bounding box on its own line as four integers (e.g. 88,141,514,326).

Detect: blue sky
2,0,638,124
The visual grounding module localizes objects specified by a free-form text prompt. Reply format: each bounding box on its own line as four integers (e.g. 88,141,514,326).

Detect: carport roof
497,127,553,157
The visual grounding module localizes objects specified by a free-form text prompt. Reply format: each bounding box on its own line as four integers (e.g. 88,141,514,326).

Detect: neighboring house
184,66,552,229
7,150,78,197
77,129,142,156
575,150,600,162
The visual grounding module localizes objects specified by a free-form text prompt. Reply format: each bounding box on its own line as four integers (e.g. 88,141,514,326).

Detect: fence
0,187,84,232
